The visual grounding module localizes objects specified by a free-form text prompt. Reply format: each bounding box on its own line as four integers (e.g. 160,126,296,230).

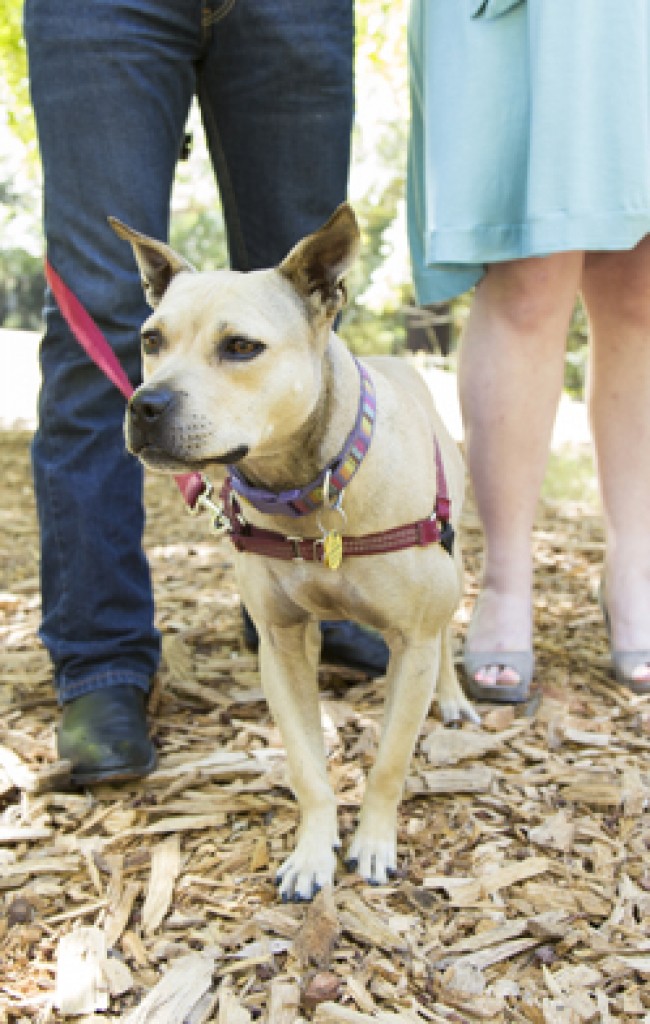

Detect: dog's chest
260,560,390,631
258,543,458,635
283,567,360,617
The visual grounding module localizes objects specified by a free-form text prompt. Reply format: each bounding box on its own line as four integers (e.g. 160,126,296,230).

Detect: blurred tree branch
0,0,35,145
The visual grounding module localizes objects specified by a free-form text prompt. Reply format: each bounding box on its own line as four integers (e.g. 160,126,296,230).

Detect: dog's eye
221,335,266,361
141,329,163,355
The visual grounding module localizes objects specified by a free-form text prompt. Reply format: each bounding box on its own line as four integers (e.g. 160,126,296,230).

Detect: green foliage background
0,0,31,141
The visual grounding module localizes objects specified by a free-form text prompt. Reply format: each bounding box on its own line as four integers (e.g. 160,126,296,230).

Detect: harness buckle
286,537,305,561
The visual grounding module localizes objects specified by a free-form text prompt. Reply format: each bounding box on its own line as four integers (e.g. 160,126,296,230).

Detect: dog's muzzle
126,385,177,455
126,386,249,467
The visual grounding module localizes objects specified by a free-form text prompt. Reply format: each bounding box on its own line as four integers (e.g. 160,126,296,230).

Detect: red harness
221,453,454,562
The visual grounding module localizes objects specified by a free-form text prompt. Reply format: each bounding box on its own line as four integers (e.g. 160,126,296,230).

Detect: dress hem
415,212,650,304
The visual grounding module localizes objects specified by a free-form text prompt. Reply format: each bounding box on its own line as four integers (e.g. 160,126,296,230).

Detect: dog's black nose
129,387,175,425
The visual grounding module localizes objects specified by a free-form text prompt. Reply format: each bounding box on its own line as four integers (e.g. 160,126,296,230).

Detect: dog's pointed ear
278,203,360,321
109,217,195,308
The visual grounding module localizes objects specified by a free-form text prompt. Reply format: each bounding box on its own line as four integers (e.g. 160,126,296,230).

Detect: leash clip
322,469,346,514
190,480,232,537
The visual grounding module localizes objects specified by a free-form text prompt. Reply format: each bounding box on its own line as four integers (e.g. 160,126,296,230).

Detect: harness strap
221,438,455,561
228,515,450,561
434,436,451,522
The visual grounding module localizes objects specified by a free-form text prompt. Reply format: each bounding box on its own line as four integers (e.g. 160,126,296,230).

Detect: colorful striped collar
228,358,376,518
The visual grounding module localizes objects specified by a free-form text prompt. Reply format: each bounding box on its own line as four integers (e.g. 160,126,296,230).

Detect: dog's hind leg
258,619,340,901
346,634,439,885
437,625,480,725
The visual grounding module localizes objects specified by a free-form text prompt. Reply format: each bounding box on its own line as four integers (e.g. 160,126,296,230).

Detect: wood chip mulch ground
1,428,649,1024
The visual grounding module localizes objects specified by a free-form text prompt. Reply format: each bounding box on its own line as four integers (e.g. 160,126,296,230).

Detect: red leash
45,259,206,510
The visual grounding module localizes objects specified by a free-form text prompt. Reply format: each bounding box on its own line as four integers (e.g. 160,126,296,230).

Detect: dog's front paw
276,834,339,902
346,818,397,886
438,688,481,726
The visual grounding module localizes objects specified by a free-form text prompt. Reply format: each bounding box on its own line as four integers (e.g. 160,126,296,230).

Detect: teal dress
408,0,650,304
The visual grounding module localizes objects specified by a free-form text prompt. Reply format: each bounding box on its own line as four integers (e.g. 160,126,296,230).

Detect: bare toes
474,665,521,687
631,662,650,683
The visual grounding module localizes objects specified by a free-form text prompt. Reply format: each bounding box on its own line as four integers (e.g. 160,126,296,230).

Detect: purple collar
228,359,376,518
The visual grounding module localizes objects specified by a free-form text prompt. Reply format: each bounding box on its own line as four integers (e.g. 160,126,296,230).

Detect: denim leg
196,0,354,270
24,0,201,703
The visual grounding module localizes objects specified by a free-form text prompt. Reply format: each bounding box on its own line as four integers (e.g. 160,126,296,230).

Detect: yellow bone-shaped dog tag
323,530,343,570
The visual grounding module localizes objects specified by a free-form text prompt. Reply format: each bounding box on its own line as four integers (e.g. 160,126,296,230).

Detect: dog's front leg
347,634,440,885
258,620,340,901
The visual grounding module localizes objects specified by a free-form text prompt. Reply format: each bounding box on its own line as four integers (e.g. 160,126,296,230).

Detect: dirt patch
1,429,649,1023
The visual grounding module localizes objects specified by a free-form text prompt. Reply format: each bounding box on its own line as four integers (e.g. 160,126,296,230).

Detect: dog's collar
227,358,376,518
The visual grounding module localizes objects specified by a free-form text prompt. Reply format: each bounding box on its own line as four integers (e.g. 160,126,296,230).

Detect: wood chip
0,744,37,791
123,952,216,1023
338,891,408,952
248,834,269,872
424,856,550,907
615,954,650,977
142,833,182,934
150,751,273,782
103,955,135,998
104,879,141,949
294,885,340,967
122,929,150,968
407,765,494,795
529,810,577,853
266,979,301,1023
560,778,624,807
313,1005,410,1024
421,724,526,765
0,824,52,843
54,926,110,1015
0,852,80,881
217,977,252,1024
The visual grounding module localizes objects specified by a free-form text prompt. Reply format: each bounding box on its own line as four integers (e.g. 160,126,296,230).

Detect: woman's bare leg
582,239,650,685
459,252,584,688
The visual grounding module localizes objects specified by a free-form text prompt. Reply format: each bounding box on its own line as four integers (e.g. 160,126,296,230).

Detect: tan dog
112,205,477,901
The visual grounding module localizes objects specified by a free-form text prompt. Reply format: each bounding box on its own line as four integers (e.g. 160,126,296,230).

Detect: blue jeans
24,0,353,704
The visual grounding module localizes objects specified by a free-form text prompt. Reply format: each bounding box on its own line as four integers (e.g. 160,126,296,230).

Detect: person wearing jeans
25,0,387,785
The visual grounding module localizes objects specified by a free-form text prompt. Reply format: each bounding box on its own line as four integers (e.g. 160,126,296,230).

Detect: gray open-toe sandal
608,651,650,694
462,649,535,703
599,578,650,695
